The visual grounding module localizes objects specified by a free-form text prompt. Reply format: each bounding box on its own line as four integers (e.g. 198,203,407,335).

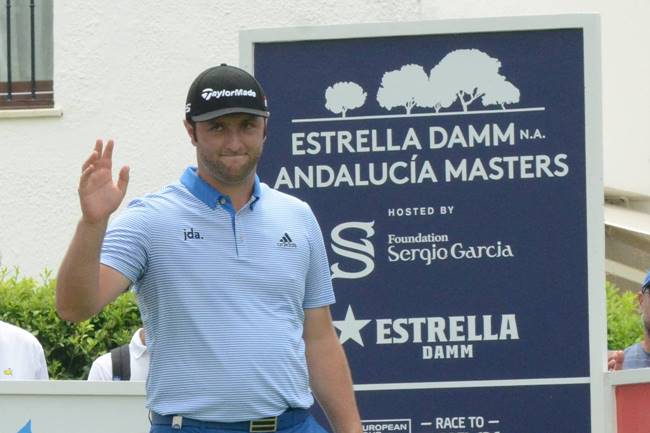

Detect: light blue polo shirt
622,342,650,369
100,167,335,421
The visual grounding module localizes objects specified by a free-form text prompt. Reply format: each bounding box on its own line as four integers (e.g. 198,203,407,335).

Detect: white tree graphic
481,76,521,109
376,64,431,115
420,80,457,113
429,49,520,112
324,81,367,117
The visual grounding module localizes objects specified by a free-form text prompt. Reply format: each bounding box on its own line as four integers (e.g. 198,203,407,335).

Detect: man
608,271,650,371
0,320,49,380
56,64,362,433
87,328,149,381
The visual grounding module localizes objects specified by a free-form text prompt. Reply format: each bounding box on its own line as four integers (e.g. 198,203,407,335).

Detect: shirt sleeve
100,198,151,285
302,203,336,309
33,341,49,380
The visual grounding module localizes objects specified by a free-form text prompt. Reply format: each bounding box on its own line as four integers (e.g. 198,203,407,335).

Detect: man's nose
222,129,245,150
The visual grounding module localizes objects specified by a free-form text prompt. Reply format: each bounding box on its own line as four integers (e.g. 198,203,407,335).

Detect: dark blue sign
252,23,591,432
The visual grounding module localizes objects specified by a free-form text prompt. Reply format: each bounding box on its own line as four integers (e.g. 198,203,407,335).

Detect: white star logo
333,305,371,346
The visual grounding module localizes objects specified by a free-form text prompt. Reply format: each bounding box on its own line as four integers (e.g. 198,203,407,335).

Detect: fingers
81,151,98,173
607,350,624,371
81,139,103,172
82,139,116,167
81,139,109,173
94,139,103,160
103,139,115,163
79,163,95,185
615,351,624,370
117,166,130,196
80,138,120,186
607,358,617,371
80,138,128,189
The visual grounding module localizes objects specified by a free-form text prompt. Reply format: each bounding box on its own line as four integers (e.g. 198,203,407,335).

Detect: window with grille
1,0,53,109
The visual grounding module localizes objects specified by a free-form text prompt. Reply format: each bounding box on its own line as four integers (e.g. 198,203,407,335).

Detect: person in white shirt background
0,320,49,380
0,250,48,380
87,328,149,381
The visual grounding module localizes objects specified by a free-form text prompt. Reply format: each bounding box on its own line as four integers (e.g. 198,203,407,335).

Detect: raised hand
607,350,624,371
79,139,130,224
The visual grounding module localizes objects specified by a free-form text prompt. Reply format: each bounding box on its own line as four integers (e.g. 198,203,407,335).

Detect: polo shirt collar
180,166,261,210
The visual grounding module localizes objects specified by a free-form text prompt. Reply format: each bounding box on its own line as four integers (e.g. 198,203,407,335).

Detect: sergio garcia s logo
330,221,375,280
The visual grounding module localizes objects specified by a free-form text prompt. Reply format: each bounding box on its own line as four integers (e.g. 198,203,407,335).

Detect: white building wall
0,0,647,276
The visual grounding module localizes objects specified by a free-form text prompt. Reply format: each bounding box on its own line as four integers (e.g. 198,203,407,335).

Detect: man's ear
639,291,645,307
183,119,197,145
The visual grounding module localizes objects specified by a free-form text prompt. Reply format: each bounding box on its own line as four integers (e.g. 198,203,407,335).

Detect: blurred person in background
608,270,650,370
88,327,148,381
0,320,49,380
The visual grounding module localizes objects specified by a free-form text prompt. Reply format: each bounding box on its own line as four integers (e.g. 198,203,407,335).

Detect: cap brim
191,107,270,122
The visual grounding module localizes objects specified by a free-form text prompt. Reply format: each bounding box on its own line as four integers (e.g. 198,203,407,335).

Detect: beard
197,148,260,187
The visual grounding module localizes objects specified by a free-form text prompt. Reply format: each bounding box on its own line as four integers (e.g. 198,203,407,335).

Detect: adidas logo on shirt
277,233,297,248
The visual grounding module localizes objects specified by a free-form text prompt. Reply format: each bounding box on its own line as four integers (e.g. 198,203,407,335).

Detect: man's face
184,113,266,188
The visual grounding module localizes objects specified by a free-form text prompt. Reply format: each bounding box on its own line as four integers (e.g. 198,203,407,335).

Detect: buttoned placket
217,195,254,257
233,212,246,257
233,196,259,258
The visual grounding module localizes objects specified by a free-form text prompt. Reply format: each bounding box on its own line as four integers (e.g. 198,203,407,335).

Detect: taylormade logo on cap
201,88,258,101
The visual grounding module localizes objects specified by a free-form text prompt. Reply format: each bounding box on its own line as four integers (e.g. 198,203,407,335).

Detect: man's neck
226,187,253,212
197,170,255,212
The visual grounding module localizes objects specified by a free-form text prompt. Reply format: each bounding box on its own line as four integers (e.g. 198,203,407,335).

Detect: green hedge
607,280,643,350
0,267,141,379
